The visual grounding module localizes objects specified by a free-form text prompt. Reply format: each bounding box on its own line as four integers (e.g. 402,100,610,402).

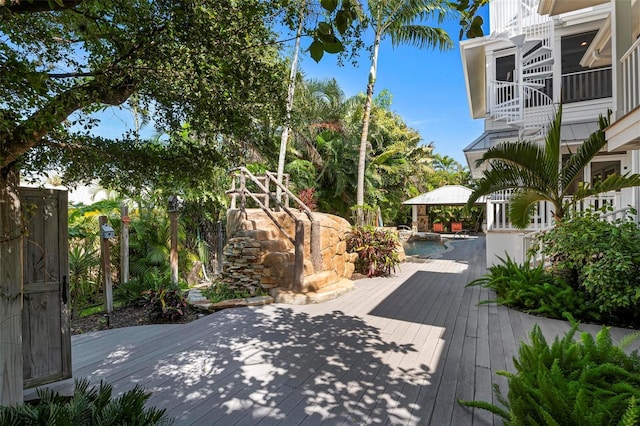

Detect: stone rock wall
222,209,356,294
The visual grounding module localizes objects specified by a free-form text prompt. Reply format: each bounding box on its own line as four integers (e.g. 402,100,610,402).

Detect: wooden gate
20,187,71,389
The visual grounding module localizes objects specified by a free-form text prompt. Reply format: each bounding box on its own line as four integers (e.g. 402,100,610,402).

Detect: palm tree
467,106,640,229
356,0,453,212
276,1,307,199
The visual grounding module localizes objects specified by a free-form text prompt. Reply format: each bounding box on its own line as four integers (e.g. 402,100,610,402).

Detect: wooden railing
226,167,322,291
561,67,612,104
621,37,640,115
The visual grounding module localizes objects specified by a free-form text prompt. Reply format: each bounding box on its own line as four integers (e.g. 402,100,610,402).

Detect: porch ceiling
538,0,608,16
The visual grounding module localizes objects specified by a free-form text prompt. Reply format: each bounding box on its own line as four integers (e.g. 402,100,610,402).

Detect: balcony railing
490,0,550,38
621,37,640,114
486,190,621,232
561,67,612,104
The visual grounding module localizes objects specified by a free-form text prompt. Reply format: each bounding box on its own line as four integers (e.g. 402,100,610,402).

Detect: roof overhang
460,38,486,119
606,106,640,151
538,0,608,17
464,121,603,179
403,185,486,206
463,129,520,179
580,15,612,68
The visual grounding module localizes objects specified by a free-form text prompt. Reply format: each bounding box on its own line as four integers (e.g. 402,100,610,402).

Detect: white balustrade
621,37,640,115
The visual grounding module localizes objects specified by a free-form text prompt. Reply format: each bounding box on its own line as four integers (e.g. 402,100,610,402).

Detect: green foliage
114,272,162,307
69,244,101,313
459,323,640,426
468,106,640,229
202,282,268,304
143,287,189,323
346,226,400,277
536,209,640,322
468,255,595,320
0,378,172,425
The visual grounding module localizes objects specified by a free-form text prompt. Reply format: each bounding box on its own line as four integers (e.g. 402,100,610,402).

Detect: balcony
621,37,640,115
561,67,612,103
606,38,640,151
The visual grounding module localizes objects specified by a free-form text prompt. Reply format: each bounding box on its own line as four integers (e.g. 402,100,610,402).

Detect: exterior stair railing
489,0,554,139
226,167,322,292
489,82,555,138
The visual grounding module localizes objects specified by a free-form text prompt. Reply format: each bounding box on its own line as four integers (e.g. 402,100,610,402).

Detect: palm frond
561,111,610,190
478,140,553,185
390,25,452,50
509,190,553,229
573,173,640,200
542,104,563,183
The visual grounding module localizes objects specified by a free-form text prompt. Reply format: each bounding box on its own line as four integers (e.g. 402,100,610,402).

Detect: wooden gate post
0,170,23,405
170,210,178,286
168,195,180,286
294,220,304,292
311,219,323,272
120,204,130,284
99,216,113,316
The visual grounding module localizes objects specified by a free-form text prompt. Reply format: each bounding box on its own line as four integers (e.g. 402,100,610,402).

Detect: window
495,54,516,103
561,31,612,103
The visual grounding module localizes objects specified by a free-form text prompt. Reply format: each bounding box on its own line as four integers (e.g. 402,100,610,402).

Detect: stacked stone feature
221,233,265,295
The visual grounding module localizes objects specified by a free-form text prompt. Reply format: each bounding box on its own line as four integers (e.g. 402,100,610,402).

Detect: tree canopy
1,0,295,185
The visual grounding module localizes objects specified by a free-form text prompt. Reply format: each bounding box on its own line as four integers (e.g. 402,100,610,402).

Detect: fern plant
468,254,596,321
459,322,640,425
0,378,173,425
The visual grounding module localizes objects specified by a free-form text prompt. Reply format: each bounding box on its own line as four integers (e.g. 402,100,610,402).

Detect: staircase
489,0,555,139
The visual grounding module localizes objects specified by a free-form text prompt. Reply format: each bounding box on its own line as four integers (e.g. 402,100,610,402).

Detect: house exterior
460,0,640,267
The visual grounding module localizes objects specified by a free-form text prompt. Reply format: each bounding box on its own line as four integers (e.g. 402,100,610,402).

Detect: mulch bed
70,305,200,336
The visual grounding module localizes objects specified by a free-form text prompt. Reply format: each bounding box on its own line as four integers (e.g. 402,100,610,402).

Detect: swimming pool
403,239,448,257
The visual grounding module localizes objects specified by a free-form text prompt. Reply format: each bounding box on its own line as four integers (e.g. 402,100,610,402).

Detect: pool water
403,239,448,257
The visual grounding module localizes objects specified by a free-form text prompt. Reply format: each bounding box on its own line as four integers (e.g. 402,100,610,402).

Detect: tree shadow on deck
75,306,444,425
368,268,469,327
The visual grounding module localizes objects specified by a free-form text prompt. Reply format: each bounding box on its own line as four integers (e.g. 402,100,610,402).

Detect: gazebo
402,185,485,232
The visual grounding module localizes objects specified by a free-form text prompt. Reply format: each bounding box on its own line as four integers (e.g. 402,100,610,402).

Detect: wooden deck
72,236,640,425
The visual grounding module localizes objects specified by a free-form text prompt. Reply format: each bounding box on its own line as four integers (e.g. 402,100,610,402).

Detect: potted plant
450,207,464,232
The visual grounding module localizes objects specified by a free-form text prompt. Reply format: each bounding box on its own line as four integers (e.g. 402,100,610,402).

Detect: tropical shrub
0,378,173,425
143,287,189,323
297,188,317,211
69,244,101,315
202,281,267,304
346,226,400,277
535,209,640,322
113,271,169,307
468,255,595,320
459,322,640,425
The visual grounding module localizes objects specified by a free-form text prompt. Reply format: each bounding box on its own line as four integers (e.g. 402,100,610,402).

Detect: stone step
271,278,355,305
301,269,339,293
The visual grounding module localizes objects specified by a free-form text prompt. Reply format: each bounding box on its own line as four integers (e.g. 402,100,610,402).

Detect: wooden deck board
68,235,640,425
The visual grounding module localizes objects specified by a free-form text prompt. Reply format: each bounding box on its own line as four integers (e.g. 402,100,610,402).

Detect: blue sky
84,4,489,167
297,5,490,165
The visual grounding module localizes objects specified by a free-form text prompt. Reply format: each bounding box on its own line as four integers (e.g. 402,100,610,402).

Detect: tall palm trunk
276,3,305,201
356,34,381,210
